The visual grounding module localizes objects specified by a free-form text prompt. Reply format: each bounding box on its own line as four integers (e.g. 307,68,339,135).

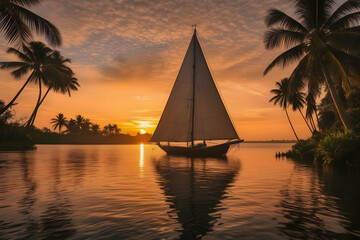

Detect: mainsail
150,30,238,143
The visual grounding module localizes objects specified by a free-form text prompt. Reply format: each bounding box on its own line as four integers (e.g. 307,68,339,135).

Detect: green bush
286,136,321,161
317,131,360,167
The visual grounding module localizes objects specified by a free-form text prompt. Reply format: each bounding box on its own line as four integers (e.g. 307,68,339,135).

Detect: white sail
150,31,238,142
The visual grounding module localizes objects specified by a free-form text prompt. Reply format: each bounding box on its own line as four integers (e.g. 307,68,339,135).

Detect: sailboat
149,27,243,157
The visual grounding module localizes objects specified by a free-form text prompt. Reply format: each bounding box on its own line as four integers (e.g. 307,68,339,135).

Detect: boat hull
158,140,243,157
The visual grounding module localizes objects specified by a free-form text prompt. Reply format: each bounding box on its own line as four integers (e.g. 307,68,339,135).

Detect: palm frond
322,48,352,91
329,11,360,31
0,61,28,70
265,8,308,33
6,47,31,62
270,89,282,95
264,28,305,49
11,65,31,78
331,48,360,78
324,0,360,28
344,25,360,32
288,53,311,96
11,3,62,46
269,95,281,105
327,31,360,56
264,43,306,75
269,79,290,109
294,0,335,29
9,0,41,7
0,7,32,45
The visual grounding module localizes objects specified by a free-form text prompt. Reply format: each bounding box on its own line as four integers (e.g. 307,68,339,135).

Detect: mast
191,25,197,148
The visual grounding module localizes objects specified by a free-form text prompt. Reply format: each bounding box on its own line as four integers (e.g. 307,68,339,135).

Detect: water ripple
0,144,359,239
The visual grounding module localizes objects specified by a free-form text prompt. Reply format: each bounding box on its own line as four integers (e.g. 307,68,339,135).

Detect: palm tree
27,51,79,126
75,115,84,125
263,0,360,130
81,118,91,134
0,0,61,46
0,41,53,115
103,124,114,136
28,74,79,126
66,119,78,135
270,78,300,141
287,83,314,134
305,95,319,132
113,124,121,134
91,123,100,135
75,115,84,133
51,113,67,134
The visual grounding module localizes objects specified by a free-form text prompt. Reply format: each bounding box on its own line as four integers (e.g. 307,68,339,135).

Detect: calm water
0,143,359,240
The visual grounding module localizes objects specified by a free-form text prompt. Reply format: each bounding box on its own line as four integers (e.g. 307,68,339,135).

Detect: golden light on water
139,144,144,171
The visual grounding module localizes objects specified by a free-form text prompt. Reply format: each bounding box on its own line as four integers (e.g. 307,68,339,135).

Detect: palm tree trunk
314,109,320,131
321,66,352,130
29,85,52,126
0,71,35,115
285,108,300,141
311,114,317,131
299,109,313,134
26,80,42,126
309,115,316,132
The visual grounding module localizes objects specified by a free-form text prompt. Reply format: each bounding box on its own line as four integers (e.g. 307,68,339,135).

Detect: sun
140,129,146,134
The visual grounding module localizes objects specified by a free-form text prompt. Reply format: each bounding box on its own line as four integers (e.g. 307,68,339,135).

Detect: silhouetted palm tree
103,124,115,136
264,0,360,130
81,118,91,134
75,115,83,124
287,83,314,134
51,113,67,134
75,115,84,133
0,0,61,46
0,41,53,115
91,124,100,135
113,124,121,134
66,119,77,135
305,95,318,132
27,51,79,126
270,78,300,141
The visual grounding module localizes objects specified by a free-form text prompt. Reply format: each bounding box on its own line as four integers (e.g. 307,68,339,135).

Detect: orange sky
0,0,315,140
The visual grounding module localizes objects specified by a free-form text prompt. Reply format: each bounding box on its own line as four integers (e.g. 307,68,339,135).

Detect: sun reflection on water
139,144,144,172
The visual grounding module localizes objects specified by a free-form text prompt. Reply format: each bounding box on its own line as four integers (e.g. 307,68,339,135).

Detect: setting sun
140,129,146,134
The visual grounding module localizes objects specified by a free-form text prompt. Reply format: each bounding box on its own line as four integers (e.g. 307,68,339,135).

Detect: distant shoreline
34,140,297,145
244,140,297,143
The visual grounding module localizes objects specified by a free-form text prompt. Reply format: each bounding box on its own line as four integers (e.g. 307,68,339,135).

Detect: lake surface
0,143,359,240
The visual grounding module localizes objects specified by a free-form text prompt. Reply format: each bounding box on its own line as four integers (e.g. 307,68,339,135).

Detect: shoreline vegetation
0,108,151,150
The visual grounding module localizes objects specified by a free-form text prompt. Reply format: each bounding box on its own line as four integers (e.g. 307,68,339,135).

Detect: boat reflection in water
153,156,240,239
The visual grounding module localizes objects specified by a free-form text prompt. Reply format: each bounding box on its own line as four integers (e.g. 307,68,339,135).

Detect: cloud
101,48,168,82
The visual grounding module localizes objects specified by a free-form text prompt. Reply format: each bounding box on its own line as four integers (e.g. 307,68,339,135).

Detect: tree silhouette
270,78,300,141
264,0,360,130
0,41,53,115
50,113,67,134
27,51,78,126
